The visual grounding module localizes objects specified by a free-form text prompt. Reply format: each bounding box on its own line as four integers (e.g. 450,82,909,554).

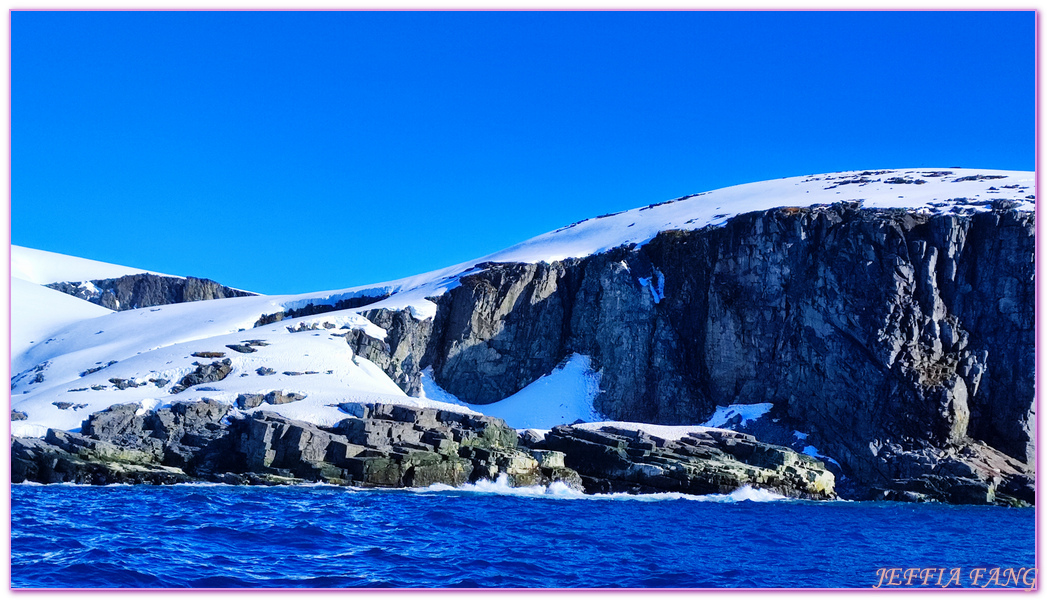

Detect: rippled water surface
11,482,1035,588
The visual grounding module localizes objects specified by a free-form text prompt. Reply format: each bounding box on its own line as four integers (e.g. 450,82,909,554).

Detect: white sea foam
417,474,586,499
413,474,792,503
16,477,802,502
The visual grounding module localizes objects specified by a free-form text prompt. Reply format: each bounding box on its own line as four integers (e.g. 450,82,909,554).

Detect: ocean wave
417,475,587,499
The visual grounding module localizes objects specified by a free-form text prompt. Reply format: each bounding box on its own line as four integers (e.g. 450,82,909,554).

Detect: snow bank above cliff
473,168,1033,266
259,167,1035,319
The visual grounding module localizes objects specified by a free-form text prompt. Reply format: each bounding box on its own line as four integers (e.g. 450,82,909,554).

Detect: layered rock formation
531,425,835,499
12,402,837,500
10,401,575,489
340,204,1035,504
47,273,254,311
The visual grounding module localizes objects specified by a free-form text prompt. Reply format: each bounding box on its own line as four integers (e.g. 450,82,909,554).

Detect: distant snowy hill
12,245,172,285
10,277,113,357
10,168,1035,439
11,246,170,359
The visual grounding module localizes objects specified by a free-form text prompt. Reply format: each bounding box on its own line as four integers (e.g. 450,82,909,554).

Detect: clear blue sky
12,11,1035,295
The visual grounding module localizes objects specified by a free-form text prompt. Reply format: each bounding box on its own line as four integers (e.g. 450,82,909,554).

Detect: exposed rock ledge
47,273,254,311
12,401,835,500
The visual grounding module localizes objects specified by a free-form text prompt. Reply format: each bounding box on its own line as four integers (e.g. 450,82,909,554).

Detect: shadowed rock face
346,205,1034,500
47,274,254,311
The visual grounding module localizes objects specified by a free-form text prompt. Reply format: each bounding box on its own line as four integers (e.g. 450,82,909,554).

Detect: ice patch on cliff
701,403,773,428
802,444,842,467
638,270,665,303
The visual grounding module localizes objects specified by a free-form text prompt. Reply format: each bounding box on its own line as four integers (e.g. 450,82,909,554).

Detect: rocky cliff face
348,203,1035,502
47,273,255,311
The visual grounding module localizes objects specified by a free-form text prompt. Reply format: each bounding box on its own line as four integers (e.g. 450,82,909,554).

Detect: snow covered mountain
11,167,1035,495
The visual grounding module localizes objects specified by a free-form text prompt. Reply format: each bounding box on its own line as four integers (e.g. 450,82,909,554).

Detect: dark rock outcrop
12,402,579,489
225,344,257,354
12,362,52,388
236,391,307,409
80,399,233,471
346,308,436,396
79,361,118,377
170,359,233,394
252,294,391,328
47,273,255,311
342,205,1035,503
11,436,193,485
867,438,1034,506
108,378,145,390
51,402,87,410
11,400,236,485
327,402,549,487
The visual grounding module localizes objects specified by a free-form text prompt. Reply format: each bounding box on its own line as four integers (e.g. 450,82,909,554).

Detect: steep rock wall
349,204,1034,493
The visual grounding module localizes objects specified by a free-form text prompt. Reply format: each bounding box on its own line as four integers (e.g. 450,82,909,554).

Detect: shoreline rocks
533,425,835,500
10,402,1031,505
13,402,842,501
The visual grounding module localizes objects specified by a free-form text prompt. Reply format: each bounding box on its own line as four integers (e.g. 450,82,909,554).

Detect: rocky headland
13,175,1035,507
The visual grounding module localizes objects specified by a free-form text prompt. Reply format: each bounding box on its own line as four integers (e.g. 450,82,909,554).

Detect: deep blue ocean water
11,481,1036,589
